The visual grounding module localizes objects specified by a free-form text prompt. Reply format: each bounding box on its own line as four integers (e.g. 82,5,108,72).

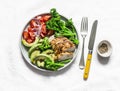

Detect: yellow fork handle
83,53,92,80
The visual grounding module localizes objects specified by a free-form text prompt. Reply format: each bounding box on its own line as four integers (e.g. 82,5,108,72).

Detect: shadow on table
97,54,110,65
21,53,75,77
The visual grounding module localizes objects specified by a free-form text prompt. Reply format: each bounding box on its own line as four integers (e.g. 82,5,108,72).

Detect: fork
79,17,88,69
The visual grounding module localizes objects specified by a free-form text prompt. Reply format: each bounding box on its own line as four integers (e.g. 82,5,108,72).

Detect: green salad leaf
39,37,51,51
56,59,71,64
46,8,79,45
44,58,64,71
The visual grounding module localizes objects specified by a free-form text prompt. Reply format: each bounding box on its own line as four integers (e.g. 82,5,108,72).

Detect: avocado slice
22,37,39,47
32,54,54,63
42,49,54,54
42,49,56,61
36,61,44,67
30,50,40,63
28,43,42,57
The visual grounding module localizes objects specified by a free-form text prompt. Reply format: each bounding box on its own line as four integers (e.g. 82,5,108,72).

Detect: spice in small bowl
97,40,112,57
99,43,108,54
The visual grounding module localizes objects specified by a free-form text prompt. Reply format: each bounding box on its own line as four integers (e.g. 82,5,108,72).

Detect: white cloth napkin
0,0,120,91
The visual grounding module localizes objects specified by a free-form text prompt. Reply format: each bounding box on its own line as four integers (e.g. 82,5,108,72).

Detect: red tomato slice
42,15,51,22
30,19,39,28
22,31,30,40
26,38,34,43
41,24,47,34
30,20,36,28
29,32,36,40
39,15,51,22
39,17,44,23
28,27,37,32
28,27,33,32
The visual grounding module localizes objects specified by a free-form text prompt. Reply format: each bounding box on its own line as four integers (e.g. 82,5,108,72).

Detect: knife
83,20,98,80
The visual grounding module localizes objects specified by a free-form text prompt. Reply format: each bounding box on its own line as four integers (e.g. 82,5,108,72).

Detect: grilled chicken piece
62,42,76,52
51,37,75,53
50,37,76,61
57,52,73,61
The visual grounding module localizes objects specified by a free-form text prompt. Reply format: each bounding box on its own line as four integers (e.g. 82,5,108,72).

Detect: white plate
20,13,80,72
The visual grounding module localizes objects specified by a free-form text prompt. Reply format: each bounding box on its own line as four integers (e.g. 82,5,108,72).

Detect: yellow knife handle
83,53,92,80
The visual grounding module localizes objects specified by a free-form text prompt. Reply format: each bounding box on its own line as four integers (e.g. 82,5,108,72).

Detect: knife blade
83,20,98,80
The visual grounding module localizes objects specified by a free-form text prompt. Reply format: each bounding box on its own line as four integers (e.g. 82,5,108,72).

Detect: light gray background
0,0,120,91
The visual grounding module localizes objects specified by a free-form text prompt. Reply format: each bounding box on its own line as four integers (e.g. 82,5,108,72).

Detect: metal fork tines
79,17,88,69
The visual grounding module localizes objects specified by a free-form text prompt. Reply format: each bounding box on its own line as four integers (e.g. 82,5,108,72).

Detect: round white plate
20,13,80,72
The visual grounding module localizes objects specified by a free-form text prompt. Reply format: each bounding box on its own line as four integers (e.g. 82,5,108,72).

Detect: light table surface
0,0,120,91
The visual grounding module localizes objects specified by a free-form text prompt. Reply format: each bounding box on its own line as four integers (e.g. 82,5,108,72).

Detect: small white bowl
97,40,112,57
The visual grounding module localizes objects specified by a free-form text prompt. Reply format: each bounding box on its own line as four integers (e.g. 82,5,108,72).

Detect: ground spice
99,43,108,54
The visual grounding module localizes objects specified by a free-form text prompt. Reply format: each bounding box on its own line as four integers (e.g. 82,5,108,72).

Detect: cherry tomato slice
22,31,30,40
39,15,51,22
28,27,33,32
26,38,34,43
30,20,35,28
39,17,44,23
28,27,37,32
41,24,47,34
42,15,51,22
30,19,39,28
29,32,36,40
